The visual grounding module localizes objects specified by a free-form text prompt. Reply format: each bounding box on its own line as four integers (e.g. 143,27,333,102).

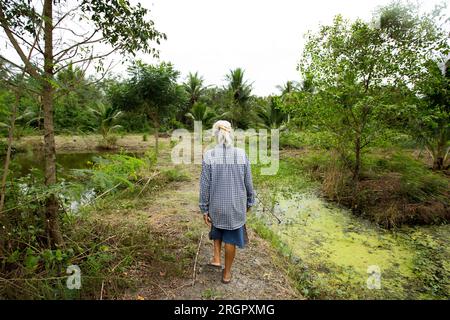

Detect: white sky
134,0,447,96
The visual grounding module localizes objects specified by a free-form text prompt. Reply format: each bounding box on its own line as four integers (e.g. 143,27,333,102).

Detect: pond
253,191,450,299
8,149,143,178
5,149,144,214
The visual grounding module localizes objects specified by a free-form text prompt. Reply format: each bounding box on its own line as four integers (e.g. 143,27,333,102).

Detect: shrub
72,154,146,193
162,167,190,182
280,130,336,150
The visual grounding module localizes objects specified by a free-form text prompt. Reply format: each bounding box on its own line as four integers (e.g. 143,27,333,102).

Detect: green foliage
410,230,450,298
221,68,254,129
247,215,318,298
280,130,336,150
80,0,166,57
183,72,207,106
54,65,102,133
201,288,223,300
73,154,145,193
408,60,450,170
162,167,190,182
295,3,448,182
365,152,448,204
89,103,123,148
185,102,216,127
126,61,183,123
255,96,287,130
276,80,300,95
297,148,449,226
110,61,187,141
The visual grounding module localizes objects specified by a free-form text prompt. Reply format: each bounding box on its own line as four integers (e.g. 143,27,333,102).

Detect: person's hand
203,214,212,227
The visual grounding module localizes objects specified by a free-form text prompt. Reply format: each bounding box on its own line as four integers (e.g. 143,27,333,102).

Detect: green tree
185,101,216,127
223,68,253,128
0,0,165,246
297,3,443,209
410,59,450,170
277,80,300,125
256,96,287,130
183,72,207,106
179,72,206,125
276,80,300,95
126,61,183,155
278,75,316,129
54,64,102,132
89,103,123,148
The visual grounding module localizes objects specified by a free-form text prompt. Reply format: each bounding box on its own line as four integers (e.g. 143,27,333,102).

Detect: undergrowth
0,151,193,299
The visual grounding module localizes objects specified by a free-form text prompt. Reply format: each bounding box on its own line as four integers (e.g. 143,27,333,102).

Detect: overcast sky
133,0,447,96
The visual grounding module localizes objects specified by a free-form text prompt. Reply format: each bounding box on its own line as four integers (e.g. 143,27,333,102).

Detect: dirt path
124,165,301,300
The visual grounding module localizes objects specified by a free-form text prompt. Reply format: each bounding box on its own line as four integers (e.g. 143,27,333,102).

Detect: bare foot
222,270,232,283
208,260,221,268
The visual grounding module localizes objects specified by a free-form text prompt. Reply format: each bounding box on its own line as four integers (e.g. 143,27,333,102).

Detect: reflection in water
10,150,97,178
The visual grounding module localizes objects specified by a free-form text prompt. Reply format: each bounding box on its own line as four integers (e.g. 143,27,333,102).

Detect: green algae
252,192,450,299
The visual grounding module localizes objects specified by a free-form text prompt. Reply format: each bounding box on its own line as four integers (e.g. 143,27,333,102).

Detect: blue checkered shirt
199,144,255,230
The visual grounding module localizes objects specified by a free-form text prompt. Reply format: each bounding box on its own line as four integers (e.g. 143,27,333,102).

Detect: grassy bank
2,134,165,154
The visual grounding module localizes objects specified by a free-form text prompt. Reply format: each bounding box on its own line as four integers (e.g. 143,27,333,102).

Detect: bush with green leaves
73,154,146,193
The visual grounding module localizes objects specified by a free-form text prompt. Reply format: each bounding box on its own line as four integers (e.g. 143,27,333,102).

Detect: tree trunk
432,128,448,171
0,92,19,214
432,157,444,171
154,124,159,156
42,0,63,247
150,111,159,157
351,135,361,212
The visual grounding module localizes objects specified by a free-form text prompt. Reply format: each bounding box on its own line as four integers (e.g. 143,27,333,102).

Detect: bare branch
53,26,91,38
54,47,119,73
54,29,103,62
0,6,41,79
8,29,44,55
53,4,81,30
0,55,26,72
55,44,79,64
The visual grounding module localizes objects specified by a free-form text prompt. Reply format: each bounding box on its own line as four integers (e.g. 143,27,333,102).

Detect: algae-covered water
253,192,450,299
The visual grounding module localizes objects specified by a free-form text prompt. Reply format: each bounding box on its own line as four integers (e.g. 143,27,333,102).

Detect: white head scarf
212,120,233,147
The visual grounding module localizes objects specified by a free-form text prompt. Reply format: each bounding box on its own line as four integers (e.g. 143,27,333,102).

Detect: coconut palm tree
256,96,287,130
185,102,216,127
225,68,252,105
89,103,123,148
181,72,208,125
183,72,207,106
223,68,253,128
277,76,315,124
276,80,300,95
